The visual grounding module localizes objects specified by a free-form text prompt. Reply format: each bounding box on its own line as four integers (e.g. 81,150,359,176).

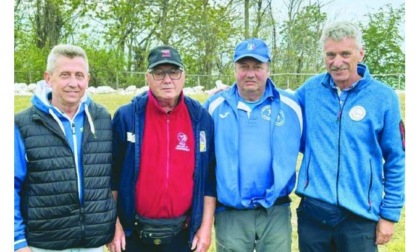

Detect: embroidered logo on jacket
219,112,229,118
400,120,405,151
275,110,286,126
261,105,271,121
349,105,366,121
175,132,190,151
261,105,285,126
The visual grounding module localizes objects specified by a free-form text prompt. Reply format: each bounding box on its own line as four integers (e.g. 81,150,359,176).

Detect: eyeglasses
148,69,183,81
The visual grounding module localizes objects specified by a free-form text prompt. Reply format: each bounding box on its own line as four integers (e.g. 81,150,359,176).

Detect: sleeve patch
399,120,405,151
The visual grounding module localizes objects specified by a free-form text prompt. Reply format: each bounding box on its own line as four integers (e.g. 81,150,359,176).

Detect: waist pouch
135,215,187,245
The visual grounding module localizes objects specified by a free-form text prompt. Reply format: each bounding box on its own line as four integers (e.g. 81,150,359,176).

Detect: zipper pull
337,110,342,122
71,122,76,134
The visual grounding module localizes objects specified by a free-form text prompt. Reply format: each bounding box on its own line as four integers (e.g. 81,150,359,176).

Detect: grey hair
46,44,89,73
320,21,364,50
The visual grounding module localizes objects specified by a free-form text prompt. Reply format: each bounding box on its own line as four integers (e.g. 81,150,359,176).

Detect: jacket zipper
71,121,83,205
336,90,352,206
166,115,170,190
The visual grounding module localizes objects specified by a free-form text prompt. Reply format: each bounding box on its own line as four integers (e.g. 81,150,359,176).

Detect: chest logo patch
261,105,271,121
176,132,190,151
261,105,286,126
275,110,286,126
349,105,366,121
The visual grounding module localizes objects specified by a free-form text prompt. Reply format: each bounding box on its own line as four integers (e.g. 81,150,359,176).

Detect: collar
147,89,185,114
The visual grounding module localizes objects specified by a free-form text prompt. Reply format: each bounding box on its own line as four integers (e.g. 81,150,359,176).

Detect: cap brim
234,54,270,63
148,60,183,69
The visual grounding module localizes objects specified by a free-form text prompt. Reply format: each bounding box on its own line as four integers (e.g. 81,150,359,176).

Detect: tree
360,3,405,89
14,0,405,90
181,0,238,88
33,0,63,49
14,0,91,84
277,0,327,89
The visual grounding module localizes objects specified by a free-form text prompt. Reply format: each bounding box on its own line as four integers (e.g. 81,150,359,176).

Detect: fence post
398,74,401,90
116,71,119,90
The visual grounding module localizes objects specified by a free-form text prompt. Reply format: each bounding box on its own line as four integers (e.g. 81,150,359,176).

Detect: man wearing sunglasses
108,46,216,252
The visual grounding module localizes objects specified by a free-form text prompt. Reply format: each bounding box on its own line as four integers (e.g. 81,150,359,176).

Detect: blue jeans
297,197,378,252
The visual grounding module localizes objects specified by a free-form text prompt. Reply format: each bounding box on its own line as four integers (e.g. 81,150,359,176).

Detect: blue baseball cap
233,38,271,63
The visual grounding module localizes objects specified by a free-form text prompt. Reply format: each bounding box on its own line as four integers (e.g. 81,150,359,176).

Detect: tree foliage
360,3,405,89
277,1,327,89
14,0,405,90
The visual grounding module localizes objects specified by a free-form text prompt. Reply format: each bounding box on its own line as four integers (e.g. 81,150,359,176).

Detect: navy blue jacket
111,91,216,245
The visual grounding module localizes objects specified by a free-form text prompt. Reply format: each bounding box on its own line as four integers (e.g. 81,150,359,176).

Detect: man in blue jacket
108,45,216,252
203,38,302,251
295,21,405,252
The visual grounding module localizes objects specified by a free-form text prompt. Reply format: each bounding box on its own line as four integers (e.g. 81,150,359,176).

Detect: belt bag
136,215,187,245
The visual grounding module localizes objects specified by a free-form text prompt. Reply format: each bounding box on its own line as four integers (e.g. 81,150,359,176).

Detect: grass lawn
14,92,406,252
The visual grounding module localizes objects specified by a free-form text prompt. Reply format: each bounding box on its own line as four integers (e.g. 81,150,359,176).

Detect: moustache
330,67,348,71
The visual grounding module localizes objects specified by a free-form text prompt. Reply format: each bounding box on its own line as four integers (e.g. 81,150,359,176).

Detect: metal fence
14,71,405,91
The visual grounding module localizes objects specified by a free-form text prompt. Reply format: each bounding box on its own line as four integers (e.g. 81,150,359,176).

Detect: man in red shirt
108,46,216,252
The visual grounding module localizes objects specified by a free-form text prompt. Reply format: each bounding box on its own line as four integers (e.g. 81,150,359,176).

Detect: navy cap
233,38,271,63
148,46,183,69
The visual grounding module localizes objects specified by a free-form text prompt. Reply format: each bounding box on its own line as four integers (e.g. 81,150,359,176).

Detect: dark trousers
125,228,190,252
297,197,378,252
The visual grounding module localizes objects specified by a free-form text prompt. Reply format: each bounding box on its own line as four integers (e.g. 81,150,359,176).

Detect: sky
270,0,406,49
271,0,404,20
324,0,405,42
1,0,417,250
323,0,404,21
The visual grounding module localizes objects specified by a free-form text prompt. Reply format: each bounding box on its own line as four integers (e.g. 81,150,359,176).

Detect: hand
207,84,229,96
190,226,212,252
106,218,126,252
16,247,31,252
375,218,395,245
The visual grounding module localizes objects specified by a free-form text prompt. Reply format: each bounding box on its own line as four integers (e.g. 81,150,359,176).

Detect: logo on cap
247,43,256,51
161,49,171,58
147,45,183,69
233,38,271,63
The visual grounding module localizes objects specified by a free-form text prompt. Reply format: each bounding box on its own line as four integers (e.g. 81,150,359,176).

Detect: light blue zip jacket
203,79,302,209
295,64,405,222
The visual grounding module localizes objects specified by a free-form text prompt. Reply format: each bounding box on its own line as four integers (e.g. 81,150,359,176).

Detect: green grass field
14,92,406,252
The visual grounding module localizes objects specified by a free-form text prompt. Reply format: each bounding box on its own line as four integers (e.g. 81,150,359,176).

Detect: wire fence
14,71,405,91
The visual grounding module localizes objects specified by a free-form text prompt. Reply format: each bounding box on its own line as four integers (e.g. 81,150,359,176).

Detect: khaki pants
215,204,292,252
